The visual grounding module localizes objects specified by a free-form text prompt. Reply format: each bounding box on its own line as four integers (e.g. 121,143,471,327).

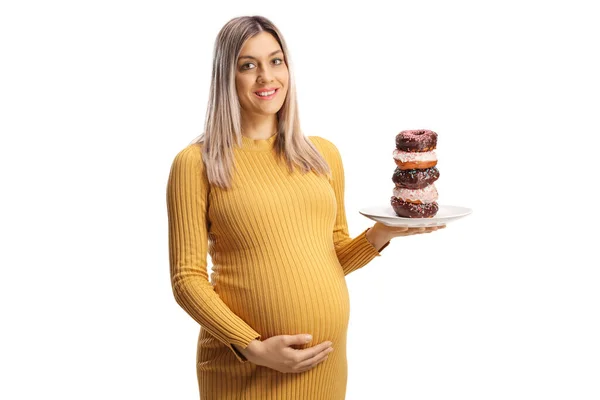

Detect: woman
166,15,443,400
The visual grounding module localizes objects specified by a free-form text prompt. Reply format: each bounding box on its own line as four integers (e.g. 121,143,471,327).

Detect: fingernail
305,335,312,342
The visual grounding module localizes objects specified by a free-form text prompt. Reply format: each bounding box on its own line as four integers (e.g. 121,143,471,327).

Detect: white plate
359,204,472,227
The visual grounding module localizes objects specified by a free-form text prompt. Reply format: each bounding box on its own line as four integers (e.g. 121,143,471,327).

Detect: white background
1,1,599,399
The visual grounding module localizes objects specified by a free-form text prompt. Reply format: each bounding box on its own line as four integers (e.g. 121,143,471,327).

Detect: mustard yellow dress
166,134,390,399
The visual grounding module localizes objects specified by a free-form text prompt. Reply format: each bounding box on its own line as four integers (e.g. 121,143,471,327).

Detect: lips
254,87,278,93
253,88,279,100
254,88,279,97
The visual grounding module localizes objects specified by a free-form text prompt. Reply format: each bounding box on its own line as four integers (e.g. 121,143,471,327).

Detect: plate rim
359,204,472,221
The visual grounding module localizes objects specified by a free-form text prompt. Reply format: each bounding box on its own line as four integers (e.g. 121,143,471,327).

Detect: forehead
238,32,282,59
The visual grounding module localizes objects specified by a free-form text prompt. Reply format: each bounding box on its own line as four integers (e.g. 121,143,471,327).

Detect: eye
240,58,284,71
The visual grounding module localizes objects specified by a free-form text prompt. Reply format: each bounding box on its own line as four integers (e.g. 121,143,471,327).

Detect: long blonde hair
190,15,331,189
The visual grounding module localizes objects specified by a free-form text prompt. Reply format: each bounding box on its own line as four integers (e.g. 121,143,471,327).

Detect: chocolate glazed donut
392,166,440,189
391,196,439,218
396,129,437,152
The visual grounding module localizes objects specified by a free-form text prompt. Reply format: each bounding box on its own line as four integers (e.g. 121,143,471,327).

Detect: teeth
257,89,276,96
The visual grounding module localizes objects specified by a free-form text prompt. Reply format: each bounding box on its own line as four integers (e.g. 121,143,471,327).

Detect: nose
257,66,274,83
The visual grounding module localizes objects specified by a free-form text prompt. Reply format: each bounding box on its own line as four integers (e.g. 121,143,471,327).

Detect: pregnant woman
166,15,443,399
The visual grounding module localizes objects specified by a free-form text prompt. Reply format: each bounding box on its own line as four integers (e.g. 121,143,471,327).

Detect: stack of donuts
391,129,440,218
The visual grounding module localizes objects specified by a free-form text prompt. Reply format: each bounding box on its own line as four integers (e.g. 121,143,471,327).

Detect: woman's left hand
377,221,445,238
366,221,445,250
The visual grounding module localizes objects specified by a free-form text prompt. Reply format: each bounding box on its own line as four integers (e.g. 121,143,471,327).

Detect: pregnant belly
215,260,350,343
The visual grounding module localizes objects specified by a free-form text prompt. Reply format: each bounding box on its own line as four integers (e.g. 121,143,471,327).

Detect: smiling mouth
254,88,279,99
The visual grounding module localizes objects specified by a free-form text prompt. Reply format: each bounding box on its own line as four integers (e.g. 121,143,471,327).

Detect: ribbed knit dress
166,134,390,400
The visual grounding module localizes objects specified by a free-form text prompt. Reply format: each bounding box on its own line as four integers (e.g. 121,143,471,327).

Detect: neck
240,112,278,140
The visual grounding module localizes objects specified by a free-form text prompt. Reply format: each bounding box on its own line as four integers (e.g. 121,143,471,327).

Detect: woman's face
235,32,289,120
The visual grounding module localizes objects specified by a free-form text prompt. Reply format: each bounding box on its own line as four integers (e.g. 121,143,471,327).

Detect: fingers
295,341,332,362
424,224,445,232
389,226,410,236
295,346,333,371
398,227,427,235
267,336,335,374
388,224,446,237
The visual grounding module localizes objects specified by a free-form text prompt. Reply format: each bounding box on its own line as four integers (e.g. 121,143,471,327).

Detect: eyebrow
238,49,283,61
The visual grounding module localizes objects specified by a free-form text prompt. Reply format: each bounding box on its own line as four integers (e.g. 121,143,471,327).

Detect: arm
166,144,261,363
313,137,391,276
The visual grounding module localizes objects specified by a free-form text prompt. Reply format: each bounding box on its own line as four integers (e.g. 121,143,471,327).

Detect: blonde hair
190,15,330,189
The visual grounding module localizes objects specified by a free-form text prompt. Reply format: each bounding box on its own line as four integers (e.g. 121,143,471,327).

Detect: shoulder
172,143,203,162
170,143,205,173
307,135,341,158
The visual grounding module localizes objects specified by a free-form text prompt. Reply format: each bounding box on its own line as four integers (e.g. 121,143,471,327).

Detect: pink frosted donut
395,129,437,152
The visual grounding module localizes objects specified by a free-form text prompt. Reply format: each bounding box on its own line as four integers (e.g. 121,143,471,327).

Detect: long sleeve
313,137,391,276
166,144,261,363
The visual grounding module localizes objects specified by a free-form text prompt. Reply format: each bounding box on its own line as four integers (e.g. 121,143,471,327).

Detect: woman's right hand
238,334,334,373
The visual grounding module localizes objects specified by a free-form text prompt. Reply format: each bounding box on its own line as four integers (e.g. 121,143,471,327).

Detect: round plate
359,204,472,227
